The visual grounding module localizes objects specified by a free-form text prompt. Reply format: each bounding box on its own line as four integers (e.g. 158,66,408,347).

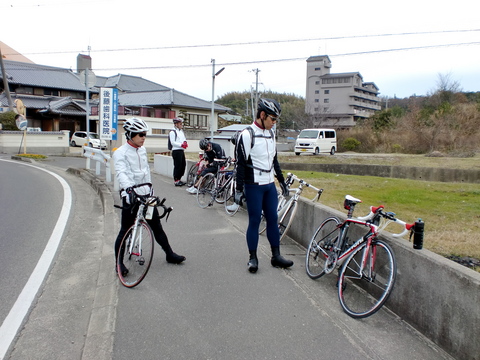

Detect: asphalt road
0,154,454,360
0,160,64,339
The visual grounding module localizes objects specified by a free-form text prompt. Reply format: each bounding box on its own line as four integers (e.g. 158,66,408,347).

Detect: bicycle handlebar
286,173,323,201
356,205,414,237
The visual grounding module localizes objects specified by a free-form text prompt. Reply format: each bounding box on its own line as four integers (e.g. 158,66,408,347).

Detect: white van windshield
298,130,319,139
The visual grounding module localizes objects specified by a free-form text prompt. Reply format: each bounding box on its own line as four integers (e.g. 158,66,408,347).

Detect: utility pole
0,47,14,111
252,68,260,111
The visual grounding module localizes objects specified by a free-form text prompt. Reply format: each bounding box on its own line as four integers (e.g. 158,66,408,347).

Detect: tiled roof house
0,51,230,136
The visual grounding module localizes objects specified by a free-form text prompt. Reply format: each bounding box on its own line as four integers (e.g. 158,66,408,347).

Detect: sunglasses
267,115,278,122
137,132,147,137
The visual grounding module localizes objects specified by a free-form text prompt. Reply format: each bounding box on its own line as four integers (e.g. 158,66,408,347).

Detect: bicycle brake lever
165,207,173,222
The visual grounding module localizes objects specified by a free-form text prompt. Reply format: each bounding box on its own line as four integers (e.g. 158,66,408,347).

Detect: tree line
217,74,480,155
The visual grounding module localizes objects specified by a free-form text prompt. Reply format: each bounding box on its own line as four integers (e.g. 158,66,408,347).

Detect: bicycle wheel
186,163,199,187
305,217,341,279
338,240,396,318
215,172,229,204
278,201,298,242
224,177,239,216
197,173,215,208
117,220,154,288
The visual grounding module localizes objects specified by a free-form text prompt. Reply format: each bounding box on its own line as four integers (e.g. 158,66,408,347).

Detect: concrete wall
154,153,480,360
281,162,480,184
0,130,70,155
284,197,480,360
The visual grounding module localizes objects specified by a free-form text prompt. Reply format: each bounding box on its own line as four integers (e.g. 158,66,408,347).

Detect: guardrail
82,146,112,183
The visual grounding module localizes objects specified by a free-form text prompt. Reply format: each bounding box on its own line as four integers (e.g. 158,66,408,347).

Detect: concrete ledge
66,168,118,360
281,162,480,184
289,198,480,360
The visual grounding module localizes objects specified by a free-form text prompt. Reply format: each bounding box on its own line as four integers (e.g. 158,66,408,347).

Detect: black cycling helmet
257,98,281,118
199,138,210,150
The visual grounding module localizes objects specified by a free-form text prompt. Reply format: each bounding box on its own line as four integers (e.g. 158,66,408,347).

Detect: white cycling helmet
123,118,149,139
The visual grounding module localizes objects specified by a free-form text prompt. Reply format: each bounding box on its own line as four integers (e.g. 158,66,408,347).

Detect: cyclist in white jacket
113,118,185,276
170,117,188,186
235,99,291,273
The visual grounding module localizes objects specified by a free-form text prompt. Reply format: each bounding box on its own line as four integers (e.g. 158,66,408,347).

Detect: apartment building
305,55,381,128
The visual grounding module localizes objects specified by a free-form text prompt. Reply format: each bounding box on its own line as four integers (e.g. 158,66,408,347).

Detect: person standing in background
170,117,188,186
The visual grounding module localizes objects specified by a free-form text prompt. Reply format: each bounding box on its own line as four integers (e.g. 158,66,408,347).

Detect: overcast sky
2,0,479,102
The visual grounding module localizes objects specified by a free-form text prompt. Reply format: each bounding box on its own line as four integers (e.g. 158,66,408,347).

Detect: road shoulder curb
67,168,119,360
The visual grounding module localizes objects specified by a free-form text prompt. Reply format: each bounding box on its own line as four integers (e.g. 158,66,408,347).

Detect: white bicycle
260,173,323,242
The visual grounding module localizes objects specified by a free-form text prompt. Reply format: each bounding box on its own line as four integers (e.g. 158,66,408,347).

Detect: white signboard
99,87,118,141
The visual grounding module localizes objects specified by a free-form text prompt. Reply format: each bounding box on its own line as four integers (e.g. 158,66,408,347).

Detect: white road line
0,160,72,360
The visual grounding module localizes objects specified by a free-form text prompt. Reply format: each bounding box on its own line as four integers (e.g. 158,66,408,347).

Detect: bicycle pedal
138,257,145,266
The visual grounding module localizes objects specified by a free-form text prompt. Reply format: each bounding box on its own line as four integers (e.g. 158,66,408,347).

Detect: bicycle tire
305,217,341,279
224,177,239,216
215,172,229,204
197,173,215,208
337,240,396,318
186,163,199,187
278,201,298,242
117,220,154,288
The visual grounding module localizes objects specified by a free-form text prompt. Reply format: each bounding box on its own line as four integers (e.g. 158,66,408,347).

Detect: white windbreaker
169,128,187,150
113,142,151,196
235,122,284,188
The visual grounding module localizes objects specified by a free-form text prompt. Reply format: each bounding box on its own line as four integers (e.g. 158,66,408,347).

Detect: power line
9,29,480,56
91,41,480,72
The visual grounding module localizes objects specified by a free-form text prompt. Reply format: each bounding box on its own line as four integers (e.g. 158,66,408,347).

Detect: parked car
70,131,107,149
294,128,336,156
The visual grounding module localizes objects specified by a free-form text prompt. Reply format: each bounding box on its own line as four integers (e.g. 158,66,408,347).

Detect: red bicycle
186,152,206,187
306,195,422,318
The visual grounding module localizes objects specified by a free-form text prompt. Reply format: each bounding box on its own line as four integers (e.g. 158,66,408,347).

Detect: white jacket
113,142,151,196
169,128,187,150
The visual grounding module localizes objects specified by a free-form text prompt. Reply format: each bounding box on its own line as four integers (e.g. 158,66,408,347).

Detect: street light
210,59,225,140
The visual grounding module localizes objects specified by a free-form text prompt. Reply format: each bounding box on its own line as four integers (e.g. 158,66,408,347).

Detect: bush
342,137,361,151
0,111,17,130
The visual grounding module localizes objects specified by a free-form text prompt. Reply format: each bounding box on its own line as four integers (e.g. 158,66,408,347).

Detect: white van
294,128,337,155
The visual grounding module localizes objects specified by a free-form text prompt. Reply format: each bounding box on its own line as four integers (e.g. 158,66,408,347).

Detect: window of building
314,67,321,71
315,81,320,85
324,90,330,94
152,129,169,134
324,98,329,103
186,114,208,128
16,87,34,95
314,90,319,94
315,99,319,103
44,89,60,96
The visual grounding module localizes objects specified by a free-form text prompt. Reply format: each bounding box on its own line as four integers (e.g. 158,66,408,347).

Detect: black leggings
114,198,173,262
172,149,186,181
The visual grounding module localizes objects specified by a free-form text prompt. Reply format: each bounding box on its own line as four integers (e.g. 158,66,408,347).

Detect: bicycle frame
324,218,378,274
127,203,146,257
281,173,322,208
314,196,413,275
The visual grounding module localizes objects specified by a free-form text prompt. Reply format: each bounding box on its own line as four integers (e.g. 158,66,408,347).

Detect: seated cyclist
186,138,226,194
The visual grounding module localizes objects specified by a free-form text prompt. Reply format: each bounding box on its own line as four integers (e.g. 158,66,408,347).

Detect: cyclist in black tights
234,99,291,273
